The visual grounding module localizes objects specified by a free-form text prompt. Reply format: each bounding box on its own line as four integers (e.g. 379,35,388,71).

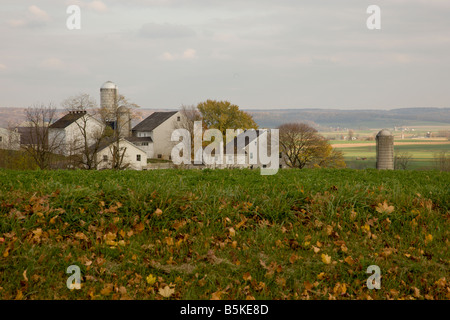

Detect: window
279,152,282,158
169,155,172,160
142,142,148,146
157,154,162,159
250,153,253,159
137,154,141,162
263,165,267,168
0,136,3,142
177,116,181,121
103,155,108,161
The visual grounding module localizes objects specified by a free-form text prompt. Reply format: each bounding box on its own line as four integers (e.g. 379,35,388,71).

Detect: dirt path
332,141,450,148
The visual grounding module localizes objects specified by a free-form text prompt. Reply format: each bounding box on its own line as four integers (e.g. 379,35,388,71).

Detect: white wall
49,115,105,156
152,111,182,160
0,128,20,150
96,139,147,170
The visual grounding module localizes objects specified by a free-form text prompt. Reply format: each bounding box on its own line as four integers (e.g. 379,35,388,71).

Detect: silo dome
377,129,392,137
101,81,117,89
117,106,129,113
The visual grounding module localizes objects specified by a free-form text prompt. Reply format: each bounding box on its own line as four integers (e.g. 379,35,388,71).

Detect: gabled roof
132,111,178,132
49,111,87,129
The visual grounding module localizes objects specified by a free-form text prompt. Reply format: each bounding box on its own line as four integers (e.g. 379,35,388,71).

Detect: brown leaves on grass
375,200,395,214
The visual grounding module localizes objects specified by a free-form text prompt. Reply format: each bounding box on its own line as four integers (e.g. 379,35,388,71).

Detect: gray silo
376,129,394,170
100,81,118,121
117,106,132,138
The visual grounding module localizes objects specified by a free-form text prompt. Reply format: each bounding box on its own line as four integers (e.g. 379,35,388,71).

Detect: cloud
0,64,7,70
28,5,50,22
6,5,50,28
160,49,198,61
88,1,108,12
66,1,108,13
139,23,196,38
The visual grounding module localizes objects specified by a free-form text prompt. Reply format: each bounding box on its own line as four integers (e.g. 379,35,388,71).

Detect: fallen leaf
154,208,163,217
158,285,175,298
321,253,332,265
375,200,394,214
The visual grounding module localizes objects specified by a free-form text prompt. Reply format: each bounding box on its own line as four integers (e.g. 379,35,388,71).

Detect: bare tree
21,103,64,169
61,93,108,169
394,151,412,170
278,122,345,169
434,151,450,171
98,94,140,170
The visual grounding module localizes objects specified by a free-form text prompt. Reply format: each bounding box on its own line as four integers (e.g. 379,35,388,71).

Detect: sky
1,0,450,110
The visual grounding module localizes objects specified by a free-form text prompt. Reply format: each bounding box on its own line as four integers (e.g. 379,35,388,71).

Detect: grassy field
0,168,449,300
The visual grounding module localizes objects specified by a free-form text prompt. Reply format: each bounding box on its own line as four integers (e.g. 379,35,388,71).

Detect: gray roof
132,111,177,132
49,111,87,129
125,136,153,143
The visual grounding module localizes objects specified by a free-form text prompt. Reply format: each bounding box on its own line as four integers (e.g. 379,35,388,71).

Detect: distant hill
247,107,450,129
1,107,449,131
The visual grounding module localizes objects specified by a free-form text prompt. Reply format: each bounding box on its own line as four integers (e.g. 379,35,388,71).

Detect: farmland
0,168,449,300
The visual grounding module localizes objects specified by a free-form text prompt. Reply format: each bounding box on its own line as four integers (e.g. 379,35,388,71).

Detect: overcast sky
1,0,450,110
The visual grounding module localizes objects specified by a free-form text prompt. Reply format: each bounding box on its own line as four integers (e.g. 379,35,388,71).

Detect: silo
117,106,132,138
100,81,118,121
376,129,394,170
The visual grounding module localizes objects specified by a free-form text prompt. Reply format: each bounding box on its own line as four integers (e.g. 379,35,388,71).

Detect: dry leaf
375,200,394,214
289,254,299,264
321,253,332,264
154,208,163,217
243,272,252,281
158,285,175,298
344,256,355,265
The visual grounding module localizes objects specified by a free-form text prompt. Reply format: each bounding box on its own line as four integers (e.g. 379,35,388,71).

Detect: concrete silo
100,81,118,121
376,129,394,170
117,106,132,138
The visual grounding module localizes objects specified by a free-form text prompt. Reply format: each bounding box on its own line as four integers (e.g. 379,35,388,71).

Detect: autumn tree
278,122,345,169
197,100,258,135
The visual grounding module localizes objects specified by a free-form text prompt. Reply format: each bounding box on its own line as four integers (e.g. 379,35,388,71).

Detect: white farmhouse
132,111,182,160
48,111,105,156
95,138,148,170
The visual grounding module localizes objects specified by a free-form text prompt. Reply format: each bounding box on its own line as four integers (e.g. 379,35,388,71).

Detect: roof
125,136,153,143
16,126,47,145
132,111,178,132
90,137,147,154
49,111,87,129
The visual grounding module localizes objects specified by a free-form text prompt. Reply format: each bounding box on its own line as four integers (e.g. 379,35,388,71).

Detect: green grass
0,168,449,300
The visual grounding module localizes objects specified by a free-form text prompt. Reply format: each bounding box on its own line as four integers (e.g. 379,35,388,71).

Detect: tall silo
100,81,118,121
376,129,394,170
117,106,132,138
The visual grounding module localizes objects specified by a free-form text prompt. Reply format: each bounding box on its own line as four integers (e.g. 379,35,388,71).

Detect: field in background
324,125,450,170
0,169,448,300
